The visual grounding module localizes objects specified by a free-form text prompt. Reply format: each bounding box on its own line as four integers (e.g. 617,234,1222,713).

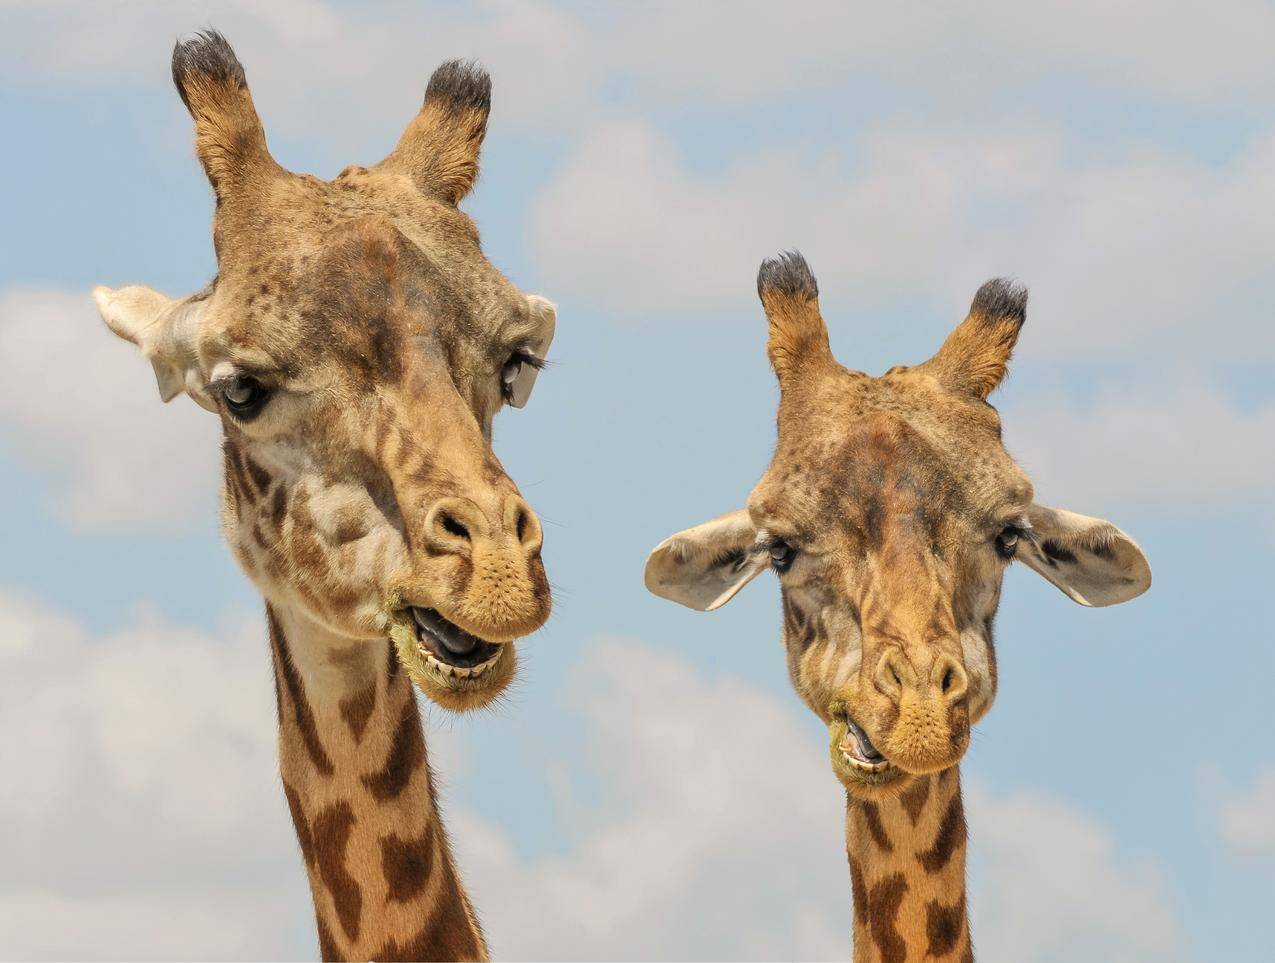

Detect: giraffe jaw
387,609,516,711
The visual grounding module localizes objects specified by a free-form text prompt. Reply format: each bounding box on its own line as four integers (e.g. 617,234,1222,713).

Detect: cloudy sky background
1,1,1272,959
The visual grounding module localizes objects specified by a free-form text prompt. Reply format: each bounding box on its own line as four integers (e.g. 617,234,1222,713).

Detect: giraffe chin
828,716,910,798
387,612,516,711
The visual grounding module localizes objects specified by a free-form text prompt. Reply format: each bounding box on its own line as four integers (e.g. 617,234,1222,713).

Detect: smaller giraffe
645,252,1150,962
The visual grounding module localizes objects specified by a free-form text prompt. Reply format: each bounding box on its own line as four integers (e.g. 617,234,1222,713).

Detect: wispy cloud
0,592,1183,961
0,290,221,532
1220,770,1275,859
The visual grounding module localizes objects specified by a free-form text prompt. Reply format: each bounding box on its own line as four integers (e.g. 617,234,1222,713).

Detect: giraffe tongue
844,719,885,762
410,607,484,660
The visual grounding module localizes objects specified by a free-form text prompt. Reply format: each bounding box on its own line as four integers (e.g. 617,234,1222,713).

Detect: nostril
933,655,968,704
515,507,528,544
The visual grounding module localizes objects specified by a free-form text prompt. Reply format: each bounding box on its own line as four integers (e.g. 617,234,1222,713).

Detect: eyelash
995,521,1035,560
500,348,547,404
767,538,796,573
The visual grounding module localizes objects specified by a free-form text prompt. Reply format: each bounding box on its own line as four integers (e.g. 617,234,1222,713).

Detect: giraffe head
94,32,555,711
646,253,1150,797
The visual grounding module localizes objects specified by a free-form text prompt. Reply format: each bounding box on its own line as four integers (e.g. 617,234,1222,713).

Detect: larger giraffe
645,253,1151,961
94,32,556,961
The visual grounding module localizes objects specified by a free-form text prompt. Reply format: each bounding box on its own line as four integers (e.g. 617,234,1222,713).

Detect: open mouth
829,707,901,787
838,716,888,772
409,606,503,678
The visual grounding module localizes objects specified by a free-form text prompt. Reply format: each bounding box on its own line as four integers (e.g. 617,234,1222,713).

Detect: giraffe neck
267,603,487,962
845,767,971,963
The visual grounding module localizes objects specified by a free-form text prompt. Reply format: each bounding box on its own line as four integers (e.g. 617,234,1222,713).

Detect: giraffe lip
409,607,500,669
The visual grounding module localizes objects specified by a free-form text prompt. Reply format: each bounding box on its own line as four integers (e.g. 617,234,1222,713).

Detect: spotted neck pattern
268,604,486,962
846,768,971,963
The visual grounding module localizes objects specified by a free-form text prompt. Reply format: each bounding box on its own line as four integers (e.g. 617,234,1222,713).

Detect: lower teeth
418,645,498,680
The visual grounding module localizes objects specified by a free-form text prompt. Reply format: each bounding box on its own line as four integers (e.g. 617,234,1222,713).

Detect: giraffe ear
378,60,491,204
919,279,1027,399
644,510,769,611
1017,503,1151,606
93,285,216,412
504,295,556,409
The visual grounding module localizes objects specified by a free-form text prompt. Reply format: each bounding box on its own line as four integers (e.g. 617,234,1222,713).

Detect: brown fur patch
867,873,908,963
380,825,436,902
919,795,967,874
339,684,376,742
312,801,362,943
926,894,966,957
283,781,315,868
849,857,868,922
363,697,426,801
245,454,272,496
860,801,893,853
901,778,931,825
268,607,333,776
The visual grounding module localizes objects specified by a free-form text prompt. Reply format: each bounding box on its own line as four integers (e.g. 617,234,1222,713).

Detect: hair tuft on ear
423,60,492,117
970,277,1027,326
171,30,247,114
757,250,819,302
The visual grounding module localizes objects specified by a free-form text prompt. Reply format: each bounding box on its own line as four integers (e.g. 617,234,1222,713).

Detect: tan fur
96,33,557,961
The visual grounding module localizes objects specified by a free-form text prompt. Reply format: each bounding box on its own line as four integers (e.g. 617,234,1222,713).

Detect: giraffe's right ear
644,510,769,611
93,285,216,412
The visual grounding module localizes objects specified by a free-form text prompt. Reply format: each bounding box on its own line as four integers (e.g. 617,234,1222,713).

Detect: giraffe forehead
201,176,518,384
758,384,1030,544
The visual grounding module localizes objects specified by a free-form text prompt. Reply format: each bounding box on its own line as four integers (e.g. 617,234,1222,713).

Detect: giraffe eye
995,526,1021,559
769,539,796,573
500,348,547,408
221,375,270,420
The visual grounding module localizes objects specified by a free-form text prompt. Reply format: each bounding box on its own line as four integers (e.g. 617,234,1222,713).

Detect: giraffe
92,32,557,962
644,252,1151,962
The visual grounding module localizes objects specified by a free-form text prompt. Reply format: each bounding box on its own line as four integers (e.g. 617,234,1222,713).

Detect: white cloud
966,782,1186,962
1005,377,1275,509
604,1,1275,105
0,289,222,533
11,1,1275,116
453,636,850,961
0,588,313,960
1220,770,1275,858
0,590,1184,962
530,116,1275,366
453,636,1183,962
1,0,599,154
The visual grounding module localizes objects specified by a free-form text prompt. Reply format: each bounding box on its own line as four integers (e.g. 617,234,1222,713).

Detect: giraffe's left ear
505,295,556,409
93,285,217,412
1017,503,1151,606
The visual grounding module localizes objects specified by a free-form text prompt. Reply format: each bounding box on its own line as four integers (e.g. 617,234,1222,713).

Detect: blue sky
2,2,1273,959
